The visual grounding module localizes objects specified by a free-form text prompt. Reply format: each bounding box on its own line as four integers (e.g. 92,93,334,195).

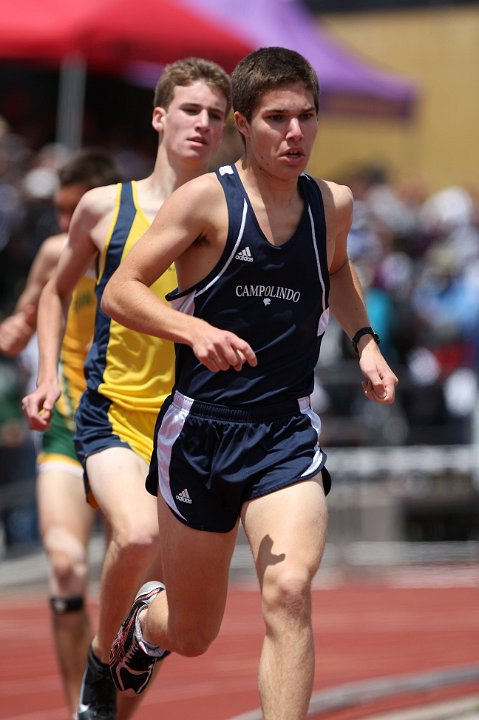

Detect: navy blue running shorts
146,390,331,533
74,388,157,507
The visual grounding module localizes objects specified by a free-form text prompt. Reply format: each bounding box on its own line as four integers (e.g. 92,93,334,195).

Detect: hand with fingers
191,323,257,373
22,380,61,431
359,344,398,404
0,305,36,357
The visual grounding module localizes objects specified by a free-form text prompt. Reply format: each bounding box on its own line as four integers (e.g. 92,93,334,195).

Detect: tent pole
56,55,86,152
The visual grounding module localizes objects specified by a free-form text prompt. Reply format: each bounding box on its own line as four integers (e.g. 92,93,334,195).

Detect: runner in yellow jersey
22,57,231,720
73,180,177,502
0,148,122,717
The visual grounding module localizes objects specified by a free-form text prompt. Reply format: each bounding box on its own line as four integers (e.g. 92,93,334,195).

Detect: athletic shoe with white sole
77,645,116,719
109,581,168,696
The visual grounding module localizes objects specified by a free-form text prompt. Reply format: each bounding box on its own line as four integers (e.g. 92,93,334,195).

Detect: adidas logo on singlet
235,246,254,262
176,489,192,504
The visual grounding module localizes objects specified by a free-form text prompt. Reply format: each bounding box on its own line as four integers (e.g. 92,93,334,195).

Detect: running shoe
109,581,167,696
77,645,116,719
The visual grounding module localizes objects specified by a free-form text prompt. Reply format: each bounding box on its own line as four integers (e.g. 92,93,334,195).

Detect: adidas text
235,247,254,262
176,489,192,504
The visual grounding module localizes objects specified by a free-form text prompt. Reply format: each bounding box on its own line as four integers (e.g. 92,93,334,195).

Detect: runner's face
236,83,318,178
157,80,228,165
54,182,89,232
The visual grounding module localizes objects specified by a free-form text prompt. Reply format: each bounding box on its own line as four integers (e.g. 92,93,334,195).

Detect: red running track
0,570,478,720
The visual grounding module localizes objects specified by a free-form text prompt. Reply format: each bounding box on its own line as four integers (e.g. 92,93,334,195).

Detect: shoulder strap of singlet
97,182,136,295
166,166,246,300
110,182,135,247
299,173,329,286
215,165,247,251
300,173,326,237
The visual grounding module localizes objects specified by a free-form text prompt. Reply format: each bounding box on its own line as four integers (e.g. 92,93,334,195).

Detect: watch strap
351,326,380,355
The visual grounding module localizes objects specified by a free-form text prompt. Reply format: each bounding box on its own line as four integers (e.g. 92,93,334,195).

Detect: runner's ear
234,111,250,139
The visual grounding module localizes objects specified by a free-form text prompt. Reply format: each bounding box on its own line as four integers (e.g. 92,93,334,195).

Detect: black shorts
146,390,331,533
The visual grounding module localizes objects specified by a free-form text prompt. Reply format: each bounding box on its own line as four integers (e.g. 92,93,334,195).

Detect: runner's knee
111,526,158,566
43,528,89,594
262,568,312,624
169,621,218,657
153,605,220,657
49,548,88,589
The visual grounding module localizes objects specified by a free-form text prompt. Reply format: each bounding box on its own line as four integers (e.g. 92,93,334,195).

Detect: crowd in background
315,163,479,449
1,121,478,548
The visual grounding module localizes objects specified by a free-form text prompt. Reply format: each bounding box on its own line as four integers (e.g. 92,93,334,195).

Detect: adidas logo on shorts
235,246,254,262
176,489,192,504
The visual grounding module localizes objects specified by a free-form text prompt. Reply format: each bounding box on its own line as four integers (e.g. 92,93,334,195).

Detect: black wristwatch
351,326,380,355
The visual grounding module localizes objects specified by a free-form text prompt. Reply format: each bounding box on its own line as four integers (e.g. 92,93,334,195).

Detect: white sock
135,608,167,658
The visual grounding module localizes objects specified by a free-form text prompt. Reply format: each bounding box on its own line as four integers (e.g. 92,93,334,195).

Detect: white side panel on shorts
156,404,189,522
301,406,324,477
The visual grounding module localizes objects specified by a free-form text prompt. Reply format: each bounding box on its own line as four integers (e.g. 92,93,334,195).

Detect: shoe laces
124,631,152,671
90,665,116,716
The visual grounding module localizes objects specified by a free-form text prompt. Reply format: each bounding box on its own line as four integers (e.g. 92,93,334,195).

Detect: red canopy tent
0,0,251,71
0,0,251,148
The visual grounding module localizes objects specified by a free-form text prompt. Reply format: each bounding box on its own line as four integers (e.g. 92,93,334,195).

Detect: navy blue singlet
167,164,330,406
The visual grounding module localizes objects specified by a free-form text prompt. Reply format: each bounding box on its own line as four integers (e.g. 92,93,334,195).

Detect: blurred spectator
0,354,38,551
0,139,68,315
412,243,479,365
0,124,29,310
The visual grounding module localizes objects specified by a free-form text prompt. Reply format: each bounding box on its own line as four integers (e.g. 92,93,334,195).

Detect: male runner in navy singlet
104,47,398,720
